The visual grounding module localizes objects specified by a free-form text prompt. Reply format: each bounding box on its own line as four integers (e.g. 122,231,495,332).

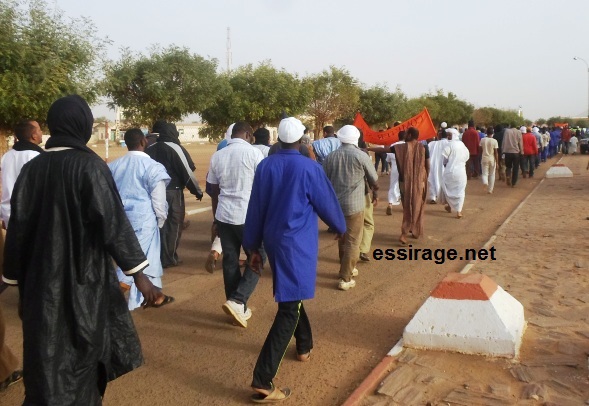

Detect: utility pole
226,27,232,73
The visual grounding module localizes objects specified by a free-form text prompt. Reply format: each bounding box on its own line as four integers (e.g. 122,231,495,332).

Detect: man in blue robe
109,128,173,310
243,117,346,403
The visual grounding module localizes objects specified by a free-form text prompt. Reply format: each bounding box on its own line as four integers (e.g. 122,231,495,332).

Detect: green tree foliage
357,85,407,128
200,62,309,141
0,0,107,150
304,66,360,139
103,46,226,127
473,107,523,127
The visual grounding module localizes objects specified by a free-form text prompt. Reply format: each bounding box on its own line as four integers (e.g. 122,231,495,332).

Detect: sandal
0,370,23,392
251,387,291,403
151,295,175,308
297,349,312,362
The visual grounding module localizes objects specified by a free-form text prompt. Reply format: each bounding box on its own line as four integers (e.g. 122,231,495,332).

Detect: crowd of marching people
0,93,584,404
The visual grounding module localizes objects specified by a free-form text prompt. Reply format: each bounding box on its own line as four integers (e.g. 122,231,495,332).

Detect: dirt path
0,146,558,405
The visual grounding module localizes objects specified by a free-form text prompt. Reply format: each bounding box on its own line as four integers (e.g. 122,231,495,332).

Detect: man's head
468,120,475,128
393,121,402,127
398,130,406,141
124,128,147,151
47,95,94,144
253,128,270,146
486,127,494,137
336,125,360,146
323,126,335,138
278,117,305,149
14,120,42,145
231,121,253,141
406,127,419,141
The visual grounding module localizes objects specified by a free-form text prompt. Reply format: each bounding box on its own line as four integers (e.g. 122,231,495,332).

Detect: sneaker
338,278,356,291
352,268,359,276
359,253,370,262
244,307,252,321
222,300,248,328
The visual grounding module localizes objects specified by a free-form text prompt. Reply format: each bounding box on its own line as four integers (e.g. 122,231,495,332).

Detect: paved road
0,148,554,405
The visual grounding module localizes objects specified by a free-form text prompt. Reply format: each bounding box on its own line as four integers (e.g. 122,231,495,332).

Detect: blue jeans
217,221,260,309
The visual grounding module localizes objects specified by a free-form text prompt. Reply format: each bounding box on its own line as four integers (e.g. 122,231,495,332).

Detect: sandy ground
362,154,589,405
0,143,574,405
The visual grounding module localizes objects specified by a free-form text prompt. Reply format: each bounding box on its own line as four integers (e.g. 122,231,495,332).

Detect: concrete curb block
342,158,559,405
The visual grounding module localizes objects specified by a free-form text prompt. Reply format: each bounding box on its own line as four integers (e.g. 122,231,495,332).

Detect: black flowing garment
3,96,148,405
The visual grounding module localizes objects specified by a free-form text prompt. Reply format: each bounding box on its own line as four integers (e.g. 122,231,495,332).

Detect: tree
357,85,407,128
473,107,523,128
303,66,360,139
0,0,108,152
103,46,227,127
200,62,309,141
421,90,474,126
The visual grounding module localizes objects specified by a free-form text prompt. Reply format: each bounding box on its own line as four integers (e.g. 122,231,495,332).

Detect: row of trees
1,0,568,148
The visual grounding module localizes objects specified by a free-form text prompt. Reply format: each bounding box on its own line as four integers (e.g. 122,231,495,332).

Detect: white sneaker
352,268,359,277
338,279,356,291
222,300,248,328
244,307,252,321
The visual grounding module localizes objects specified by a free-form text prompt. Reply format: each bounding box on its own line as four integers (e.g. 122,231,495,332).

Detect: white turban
519,126,527,133
446,128,459,139
441,122,448,129
278,117,305,143
225,123,235,140
336,125,360,146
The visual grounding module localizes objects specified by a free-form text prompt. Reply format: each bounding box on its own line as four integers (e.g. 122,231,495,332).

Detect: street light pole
573,56,589,119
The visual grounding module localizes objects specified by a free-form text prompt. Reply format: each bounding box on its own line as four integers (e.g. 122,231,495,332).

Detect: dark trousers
217,221,259,308
504,153,520,186
374,153,388,173
161,189,185,267
520,154,535,177
252,301,313,390
467,155,479,177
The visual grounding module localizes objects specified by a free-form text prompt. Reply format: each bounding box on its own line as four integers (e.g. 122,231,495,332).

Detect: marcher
252,127,271,158
502,124,524,187
493,124,506,181
1,120,44,229
2,95,160,405
109,128,174,310
462,120,480,178
540,127,550,161
312,126,341,163
570,132,579,155
323,125,378,290
208,121,264,327
391,127,429,244
243,117,345,403
442,128,470,218
521,127,538,178
561,125,572,155
427,128,450,204
385,131,406,214
479,127,499,193
146,120,203,268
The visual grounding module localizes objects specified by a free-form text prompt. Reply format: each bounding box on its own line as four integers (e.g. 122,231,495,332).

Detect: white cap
225,123,235,140
441,122,448,129
336,125,360,146
446,128,459,139
519,126,527,133
278,117,305,143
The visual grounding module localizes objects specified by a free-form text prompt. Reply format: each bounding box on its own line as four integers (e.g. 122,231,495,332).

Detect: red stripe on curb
341,356,397,406
430,273,498,300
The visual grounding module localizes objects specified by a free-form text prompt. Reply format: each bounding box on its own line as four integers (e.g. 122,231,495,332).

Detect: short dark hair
486,127,494,135
232,121,253,137
406,127,419,141
468,120,475,128
253,128,270,145
323,126,334,135
124,128,145,150
14,120,37,141
398,130,406,141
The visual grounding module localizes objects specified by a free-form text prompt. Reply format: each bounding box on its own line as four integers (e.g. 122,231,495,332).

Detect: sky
54,0,589,122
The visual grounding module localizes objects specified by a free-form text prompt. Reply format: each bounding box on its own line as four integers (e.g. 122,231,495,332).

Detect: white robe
442,140,470,213
109,151,171,310
386,141,405,205
427,139,449,203
570,136,578,154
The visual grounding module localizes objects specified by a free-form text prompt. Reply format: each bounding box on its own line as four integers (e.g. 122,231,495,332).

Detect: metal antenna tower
226,27,232,73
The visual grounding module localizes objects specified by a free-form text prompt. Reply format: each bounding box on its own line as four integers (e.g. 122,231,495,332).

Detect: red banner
353,108,437,145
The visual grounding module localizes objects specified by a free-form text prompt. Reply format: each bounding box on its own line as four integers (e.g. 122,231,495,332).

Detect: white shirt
207,138,264,225
252,144,270,158
1,149,40,226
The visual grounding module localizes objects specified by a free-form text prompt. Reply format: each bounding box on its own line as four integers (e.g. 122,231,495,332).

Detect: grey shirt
323,143,378,216
502,128,524,154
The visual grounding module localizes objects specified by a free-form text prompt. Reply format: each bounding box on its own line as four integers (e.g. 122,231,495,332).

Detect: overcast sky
56,0,589,122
